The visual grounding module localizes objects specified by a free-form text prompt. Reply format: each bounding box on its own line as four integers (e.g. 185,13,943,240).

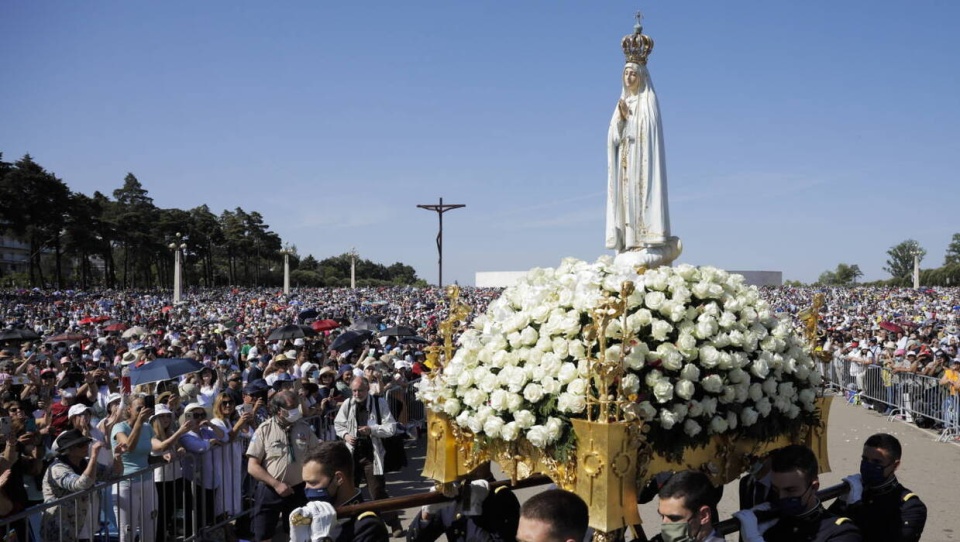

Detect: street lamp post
280,245,294,295
168,233,187,304
350,247,358,289
416,197,465,288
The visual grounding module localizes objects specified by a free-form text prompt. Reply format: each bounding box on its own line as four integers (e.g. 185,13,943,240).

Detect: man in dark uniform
734,445,861,542
292,440,388,542
828,433,927,542
406,478,520,542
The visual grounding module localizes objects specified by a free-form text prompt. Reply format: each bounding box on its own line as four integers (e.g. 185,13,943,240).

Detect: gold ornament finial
621,10,654,65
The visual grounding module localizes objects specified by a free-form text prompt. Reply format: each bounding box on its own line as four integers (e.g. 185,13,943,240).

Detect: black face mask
860,459,891,487
772,484,813,517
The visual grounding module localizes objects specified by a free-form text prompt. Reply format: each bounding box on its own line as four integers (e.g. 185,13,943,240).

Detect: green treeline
0,153,422,289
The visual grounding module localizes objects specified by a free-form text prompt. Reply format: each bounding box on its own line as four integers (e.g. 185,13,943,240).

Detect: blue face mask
305,487,333,503
773,484,812,517
859,459,889,487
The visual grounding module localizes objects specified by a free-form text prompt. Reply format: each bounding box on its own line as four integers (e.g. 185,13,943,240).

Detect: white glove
289,507,312,542
461,480,490,517
842,474,863,504
420,502,447,520
306,501,337,540
733,502,775,542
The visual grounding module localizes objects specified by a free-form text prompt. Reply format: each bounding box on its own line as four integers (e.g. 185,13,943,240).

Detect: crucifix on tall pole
417,197,465,288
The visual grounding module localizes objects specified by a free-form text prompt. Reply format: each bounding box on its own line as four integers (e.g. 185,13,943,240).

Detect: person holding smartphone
111,395,158,542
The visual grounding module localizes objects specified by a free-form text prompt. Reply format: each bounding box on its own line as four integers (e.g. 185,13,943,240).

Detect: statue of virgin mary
605,18,681,268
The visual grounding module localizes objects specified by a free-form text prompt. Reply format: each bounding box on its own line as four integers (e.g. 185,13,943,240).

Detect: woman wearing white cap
150,404,192,542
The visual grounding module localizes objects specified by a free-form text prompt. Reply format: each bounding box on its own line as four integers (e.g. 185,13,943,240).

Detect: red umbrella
311,319,341,332
79,315,111,325
104,323,128,332
161,306,173,313
878,321,904,334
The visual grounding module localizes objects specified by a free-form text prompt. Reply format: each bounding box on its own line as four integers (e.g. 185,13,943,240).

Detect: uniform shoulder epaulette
357,511,381,522
494,485,510,494
835,517,852,525
903,492,918,502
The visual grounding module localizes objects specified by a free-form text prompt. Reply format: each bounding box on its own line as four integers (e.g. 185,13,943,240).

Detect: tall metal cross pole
417,197,465,288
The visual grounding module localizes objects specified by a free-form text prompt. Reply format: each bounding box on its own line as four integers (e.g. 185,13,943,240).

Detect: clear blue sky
2,2,958,285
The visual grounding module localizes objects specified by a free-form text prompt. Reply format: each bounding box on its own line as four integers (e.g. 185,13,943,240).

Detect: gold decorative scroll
572,419,641,533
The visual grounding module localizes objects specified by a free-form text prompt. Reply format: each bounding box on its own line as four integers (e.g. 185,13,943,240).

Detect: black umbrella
398,336,428,345
266,324,317,342
0,328,41,342
129,357,204,386
380,325,418,337
298,308,319,321
329,330,373,352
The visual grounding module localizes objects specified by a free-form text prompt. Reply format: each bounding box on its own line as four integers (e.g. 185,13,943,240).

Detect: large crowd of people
0,283,951,541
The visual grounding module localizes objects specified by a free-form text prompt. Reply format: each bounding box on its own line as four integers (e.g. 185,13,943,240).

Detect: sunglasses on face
191,412,206,419
221,401,234,406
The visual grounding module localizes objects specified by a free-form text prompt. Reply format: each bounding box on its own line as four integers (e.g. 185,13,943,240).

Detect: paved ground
275,396,960,541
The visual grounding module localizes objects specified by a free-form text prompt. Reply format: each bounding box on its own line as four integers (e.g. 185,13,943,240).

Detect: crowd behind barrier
0,284,957,540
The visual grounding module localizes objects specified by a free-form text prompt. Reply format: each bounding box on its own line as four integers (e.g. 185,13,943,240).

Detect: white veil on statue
605,62,671,253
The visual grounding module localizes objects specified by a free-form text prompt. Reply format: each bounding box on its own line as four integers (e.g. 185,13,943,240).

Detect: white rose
500,421,520,441
657,343,683,371
676,379,695,400
750,358,770,379
557,392,586,413
551,337,570,358
650,294,670,314
523,383,545,404
701,374,724,394
778,382,797,399
647,271,669,292
676,332,698,356
694,316,719,339
567,378,588,396
526,425,549,448
650,319,673,341
442,398,462,417
463,389,487,409
660,409,679,429
541,376,561,395
762,378,778,396
622,373,641,395
799,388,817,407
684,419,702,437
716,352,735,370
653,381,675,403
699,345,721,368
756,398,772,417
505,392,523,412
672,403,689,420
638,401,657,420
687,400,704,418
700,397,718,416
520,327,539,346
740,407,759,427
634,308,653,327
645,369,664,388
680,363,701,382
483,416,505,438
545,417,563,442
489,389,509,411
569,339,586,360
557,362,578,384
728,368,748,384
514,410,536,429
709,416,728,435
786,404,801,419
718,311,738,329
719,386,736,404
748,383,764,402
456,370,475,388
726,411,739,430
479,373,499,394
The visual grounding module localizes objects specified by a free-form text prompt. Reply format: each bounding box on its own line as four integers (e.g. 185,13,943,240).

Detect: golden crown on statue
622,11,654,65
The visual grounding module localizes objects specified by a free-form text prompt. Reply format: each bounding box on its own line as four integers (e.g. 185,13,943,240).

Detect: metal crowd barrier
1,382,445,542
818,356,960,442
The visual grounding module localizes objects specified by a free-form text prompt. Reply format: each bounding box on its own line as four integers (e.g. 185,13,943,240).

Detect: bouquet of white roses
418,256,822,458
